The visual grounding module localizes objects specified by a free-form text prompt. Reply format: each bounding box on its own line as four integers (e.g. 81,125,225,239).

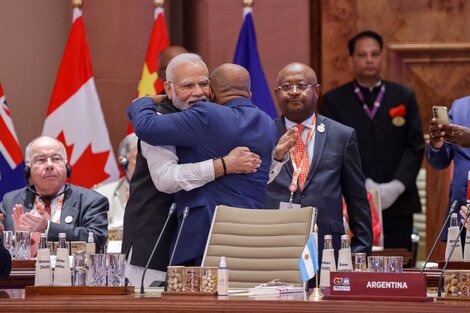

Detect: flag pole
312,224,323,300
243,0,254,7
154,0,164,8
71,0,83,8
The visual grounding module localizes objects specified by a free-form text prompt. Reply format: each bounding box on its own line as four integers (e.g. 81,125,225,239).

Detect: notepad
248,285,305,295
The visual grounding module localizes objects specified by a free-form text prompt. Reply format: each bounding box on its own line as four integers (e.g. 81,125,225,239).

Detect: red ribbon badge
389,104,406,118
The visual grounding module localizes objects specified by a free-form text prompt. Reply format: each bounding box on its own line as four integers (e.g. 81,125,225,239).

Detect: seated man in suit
266,63,372,264
0,136,109,254
0,215,12,278
128,57,277,266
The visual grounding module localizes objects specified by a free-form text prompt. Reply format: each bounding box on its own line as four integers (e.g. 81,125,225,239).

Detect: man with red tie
266,63,372,267
0,136,108,255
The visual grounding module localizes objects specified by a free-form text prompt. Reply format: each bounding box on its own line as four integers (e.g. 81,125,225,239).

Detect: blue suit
427,96,470,237
128,97,276,264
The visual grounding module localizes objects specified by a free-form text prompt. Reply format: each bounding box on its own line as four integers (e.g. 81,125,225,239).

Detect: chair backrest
201,205,316,288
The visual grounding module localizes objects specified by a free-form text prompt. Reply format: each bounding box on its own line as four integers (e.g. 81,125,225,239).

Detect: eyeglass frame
276,82,321,93
167,79,211,93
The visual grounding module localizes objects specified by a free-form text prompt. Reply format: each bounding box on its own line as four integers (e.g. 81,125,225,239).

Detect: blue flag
0,84,26,200
298,233,319,282
233,8,277,119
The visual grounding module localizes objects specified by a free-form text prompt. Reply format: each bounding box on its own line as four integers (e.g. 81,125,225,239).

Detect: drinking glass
87,254,106,286
107,253,126,287
367,256,384,272
14,231,31,260
385,256,403,273
2,230,14,258
354,252,367,272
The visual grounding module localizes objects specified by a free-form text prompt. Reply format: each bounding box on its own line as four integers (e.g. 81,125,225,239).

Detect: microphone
139,203,176,294
164,206,190,292
437,204,470,297
420,200,459,273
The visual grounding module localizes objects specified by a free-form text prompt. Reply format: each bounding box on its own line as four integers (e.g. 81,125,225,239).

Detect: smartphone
432,106,449,125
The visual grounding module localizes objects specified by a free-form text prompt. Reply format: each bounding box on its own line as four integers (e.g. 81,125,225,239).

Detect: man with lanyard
322,30,424,251
266,62,372,279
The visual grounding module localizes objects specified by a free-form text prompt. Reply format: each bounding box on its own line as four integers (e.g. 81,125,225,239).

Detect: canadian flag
127,5,169,134
0,83,26,199
42,8,119,188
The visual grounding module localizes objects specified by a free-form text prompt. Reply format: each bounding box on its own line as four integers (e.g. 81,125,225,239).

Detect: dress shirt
283,113,317,162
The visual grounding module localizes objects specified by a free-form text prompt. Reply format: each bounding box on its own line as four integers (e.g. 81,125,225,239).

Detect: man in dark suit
128,61,276,266
266,62,372,259
321,31,424,251
0,215,12,278
0,136,109,253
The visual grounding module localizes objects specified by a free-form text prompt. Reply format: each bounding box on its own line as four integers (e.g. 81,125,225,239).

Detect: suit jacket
266,115,372,255
322,80,424,216
0,185,109,250
122,99,178,271
0,242,11,278
128,97,276,264
427,96,470,236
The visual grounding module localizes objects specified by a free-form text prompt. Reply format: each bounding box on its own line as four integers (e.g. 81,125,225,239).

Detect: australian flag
0,83,25,200
233,7,277,119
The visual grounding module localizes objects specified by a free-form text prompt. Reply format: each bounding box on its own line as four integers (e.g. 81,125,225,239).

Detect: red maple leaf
57,132,110,188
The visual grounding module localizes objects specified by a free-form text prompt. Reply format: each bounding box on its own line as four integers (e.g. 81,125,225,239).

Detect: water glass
87,254,106,286
354,252,367,272
385,256,403,273
367,256,385,272
2,231,14,258
107,253,126,287
15,231,31,260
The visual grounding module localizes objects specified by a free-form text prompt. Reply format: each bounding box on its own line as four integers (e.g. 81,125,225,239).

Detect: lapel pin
64,216,73,224
317,123,325,133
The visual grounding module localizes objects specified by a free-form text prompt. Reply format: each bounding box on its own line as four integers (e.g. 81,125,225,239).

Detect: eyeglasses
168,79,211,92
32,155,65,166
276,83,319,93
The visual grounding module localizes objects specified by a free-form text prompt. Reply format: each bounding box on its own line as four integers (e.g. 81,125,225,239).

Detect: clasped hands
366,178,405,210
12,201,50,233
429,118,470,149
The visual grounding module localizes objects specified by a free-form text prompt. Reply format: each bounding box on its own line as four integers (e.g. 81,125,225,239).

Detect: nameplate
329,272,427,298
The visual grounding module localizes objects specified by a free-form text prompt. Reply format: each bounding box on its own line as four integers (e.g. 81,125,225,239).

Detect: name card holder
324,272,432,302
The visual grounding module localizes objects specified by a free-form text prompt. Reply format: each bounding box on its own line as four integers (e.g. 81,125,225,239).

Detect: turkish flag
127,6,170,134
42,8,119,188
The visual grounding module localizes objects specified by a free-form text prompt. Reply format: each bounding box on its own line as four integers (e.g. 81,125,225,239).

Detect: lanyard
353,82,385,120
287,115,316,203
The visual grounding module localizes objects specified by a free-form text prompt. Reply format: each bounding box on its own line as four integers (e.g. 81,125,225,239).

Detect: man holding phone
428,96,470,241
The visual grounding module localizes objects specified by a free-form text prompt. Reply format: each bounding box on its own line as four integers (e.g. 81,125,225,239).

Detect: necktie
42,198,51,217
294,124,311,190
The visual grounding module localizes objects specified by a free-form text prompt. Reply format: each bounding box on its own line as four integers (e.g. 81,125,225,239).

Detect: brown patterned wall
321,0,470,261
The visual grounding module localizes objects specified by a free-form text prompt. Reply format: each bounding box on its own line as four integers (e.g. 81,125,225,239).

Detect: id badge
279,201,301,210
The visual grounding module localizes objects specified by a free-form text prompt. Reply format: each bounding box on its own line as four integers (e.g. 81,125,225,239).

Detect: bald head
277,62,317,86
210,63,251,104
158,46,188,82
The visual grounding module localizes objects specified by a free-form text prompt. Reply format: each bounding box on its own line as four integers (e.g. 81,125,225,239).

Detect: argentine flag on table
298,233,319,282
233,6,277,119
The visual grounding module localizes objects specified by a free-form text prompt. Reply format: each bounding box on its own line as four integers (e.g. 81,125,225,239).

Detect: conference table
2,261,470,312
1,287,470,312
